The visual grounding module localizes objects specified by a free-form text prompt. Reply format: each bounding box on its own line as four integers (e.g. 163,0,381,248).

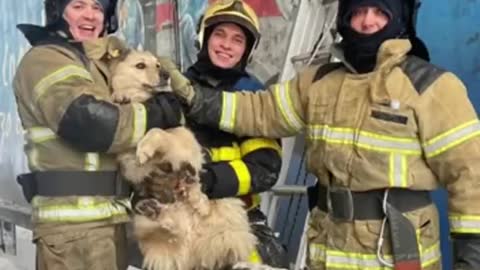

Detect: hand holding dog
144,92,183,130
157,57,196,105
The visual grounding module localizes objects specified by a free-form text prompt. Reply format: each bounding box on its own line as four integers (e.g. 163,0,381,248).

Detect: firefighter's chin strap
377,189,394,267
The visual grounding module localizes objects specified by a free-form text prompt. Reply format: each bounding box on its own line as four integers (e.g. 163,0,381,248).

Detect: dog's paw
111,91,131,104
134,198,163,220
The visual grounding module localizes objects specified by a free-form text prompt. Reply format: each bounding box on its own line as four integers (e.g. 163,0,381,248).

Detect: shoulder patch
313,62,343,82
399,56,446,95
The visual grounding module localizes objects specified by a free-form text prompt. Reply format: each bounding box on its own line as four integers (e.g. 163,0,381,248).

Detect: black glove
200,168,216,197
144,92,183,130
453,233,480,270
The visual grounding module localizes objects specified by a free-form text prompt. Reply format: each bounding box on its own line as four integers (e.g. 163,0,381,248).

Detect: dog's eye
156,63,161,69
135,63,146,69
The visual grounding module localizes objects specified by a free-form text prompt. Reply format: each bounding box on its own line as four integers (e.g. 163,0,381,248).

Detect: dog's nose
159,70,170,81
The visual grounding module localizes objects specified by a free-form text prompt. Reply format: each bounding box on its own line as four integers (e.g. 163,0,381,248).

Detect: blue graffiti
0,0,42,204
179,0,208,68
117,0,145,49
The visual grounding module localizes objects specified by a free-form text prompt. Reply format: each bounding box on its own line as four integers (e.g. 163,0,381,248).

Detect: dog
109,49,265,270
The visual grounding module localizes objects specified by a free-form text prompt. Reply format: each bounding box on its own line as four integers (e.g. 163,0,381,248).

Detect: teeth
217,52,231,58
79,25,95,30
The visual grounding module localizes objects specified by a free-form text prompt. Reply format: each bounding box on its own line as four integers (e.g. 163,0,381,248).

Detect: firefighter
13,0,182,269
135,0,288,267
162,0,480,269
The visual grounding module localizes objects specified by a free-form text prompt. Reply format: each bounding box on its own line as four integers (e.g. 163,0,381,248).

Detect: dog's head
111,50,171,101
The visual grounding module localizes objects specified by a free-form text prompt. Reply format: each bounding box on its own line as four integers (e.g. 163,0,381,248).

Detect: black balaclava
192,23,255,82
48,0,110,39
338,0,410,73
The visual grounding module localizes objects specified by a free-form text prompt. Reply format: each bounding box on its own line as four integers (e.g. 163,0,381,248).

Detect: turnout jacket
185,66,282,210
186,39,480,267
13,28,148,231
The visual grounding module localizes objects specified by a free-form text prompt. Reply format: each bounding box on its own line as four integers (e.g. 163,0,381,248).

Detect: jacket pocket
361,103,417,138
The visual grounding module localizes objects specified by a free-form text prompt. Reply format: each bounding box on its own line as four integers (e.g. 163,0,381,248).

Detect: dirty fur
109,50,266,270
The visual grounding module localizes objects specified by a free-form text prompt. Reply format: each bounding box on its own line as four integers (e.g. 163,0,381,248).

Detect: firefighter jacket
184,38,480,268
184,65,282,210
13,27,151,233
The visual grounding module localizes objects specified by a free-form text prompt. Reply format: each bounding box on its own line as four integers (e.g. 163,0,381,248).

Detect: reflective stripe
240,138,282,156
247,194,261,210
27,127,56,143
34,65,93,102
424,120,480,158
33,198,130,223
389,153,407,187
309,242,440,269
85,153,100,171
308,126,421,154
26,127,57,171
210,144,241,162
131,103,147,146
27,148,40,170
309,125,420,187
26,127,101,171
449,215,480,233
248,249,262,263
229,160,251,195
220,92,237,132
274,83,304,132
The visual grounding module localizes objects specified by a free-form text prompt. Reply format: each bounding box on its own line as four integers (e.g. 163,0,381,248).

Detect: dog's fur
110,50,260,270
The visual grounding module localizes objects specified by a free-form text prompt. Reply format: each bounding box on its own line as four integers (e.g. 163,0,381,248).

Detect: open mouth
215,51,233,59
77,25,97,35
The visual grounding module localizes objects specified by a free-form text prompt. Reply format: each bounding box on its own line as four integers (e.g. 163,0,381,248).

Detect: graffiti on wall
117,0,145,49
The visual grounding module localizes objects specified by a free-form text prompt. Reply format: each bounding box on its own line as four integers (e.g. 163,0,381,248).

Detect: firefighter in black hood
161,0,480,269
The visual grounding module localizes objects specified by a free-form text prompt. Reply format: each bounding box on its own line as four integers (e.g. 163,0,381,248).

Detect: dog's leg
134,198,163,220
136,128,171,164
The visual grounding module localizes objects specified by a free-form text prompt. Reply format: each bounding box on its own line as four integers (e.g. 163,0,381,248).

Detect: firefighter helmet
197,0,261,62
44,0,119,34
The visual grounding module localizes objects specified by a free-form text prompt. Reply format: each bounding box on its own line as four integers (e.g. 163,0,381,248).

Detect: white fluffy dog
109,49,267,270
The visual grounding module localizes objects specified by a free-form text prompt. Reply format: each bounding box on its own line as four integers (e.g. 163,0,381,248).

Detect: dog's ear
109,48,133,72
117,48,133,63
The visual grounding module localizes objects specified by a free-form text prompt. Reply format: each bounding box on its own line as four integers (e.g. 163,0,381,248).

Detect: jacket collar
331,38,412,74
82,36,127,61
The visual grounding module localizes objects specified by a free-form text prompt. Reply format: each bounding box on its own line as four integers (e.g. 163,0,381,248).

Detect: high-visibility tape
274,83,304,132
424,119,480,158
229,160,251,195
34,65,93,102
240,138,281,156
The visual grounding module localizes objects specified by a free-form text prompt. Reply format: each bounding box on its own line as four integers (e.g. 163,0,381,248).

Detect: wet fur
110,50,259,270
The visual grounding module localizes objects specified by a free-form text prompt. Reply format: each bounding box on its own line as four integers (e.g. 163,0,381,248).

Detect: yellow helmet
197,0,261,62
